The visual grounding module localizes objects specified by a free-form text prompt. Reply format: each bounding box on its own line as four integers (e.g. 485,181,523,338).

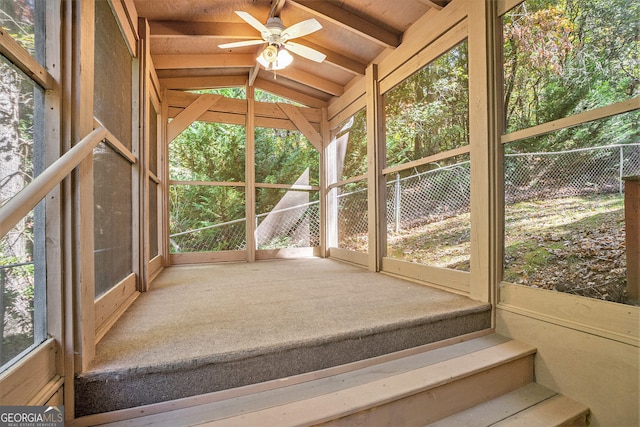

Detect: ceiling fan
218,11,326,71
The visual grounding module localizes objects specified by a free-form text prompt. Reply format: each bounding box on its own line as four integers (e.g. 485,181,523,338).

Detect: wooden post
320,107,331,256
246,85,256,262
468,0,500,304
366,64,385,272
623,176,640,301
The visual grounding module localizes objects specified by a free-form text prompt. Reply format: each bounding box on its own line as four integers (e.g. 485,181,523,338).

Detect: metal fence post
394,173,401,233
619,146,624,194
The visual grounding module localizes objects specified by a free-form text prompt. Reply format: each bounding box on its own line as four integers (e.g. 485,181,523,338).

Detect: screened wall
255,127,320,250
0,0,47,371
500,0,640,305
169,121,247,254
167,89,323,262
382,40,471,280
93,0,135,298
330,108,369,253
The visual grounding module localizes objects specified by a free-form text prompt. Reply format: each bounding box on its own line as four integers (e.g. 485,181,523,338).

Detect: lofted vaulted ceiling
133,0,451,107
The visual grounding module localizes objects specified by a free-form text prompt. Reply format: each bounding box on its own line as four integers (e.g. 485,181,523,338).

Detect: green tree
385,41,469,169
503,0,639,148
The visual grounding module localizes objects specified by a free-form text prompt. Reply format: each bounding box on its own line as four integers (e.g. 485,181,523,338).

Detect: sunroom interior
0,0,638,425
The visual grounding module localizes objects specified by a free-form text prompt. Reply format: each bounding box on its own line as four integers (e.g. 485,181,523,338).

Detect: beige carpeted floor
89,258,488,374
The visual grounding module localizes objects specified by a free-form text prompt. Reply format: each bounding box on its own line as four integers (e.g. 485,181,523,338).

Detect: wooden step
76,295,491,417
493,394,589,426
92,334,537,426
428,383,589,426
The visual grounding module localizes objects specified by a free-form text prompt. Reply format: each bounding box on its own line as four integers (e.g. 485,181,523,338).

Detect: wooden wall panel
496,308,639,427
0,340,56,405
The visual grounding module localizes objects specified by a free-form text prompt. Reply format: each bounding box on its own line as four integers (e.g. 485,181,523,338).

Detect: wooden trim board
382,145,470,176
94,273,139,343
170,251,247,265
0,339,57,405
499,282,640,346
0,27,54,89
382,257,471,294
501,97,640,144
255,247,321,260
328,247,369,267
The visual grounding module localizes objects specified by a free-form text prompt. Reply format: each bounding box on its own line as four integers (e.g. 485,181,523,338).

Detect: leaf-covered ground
503,194,630,304
343,193,636,305
387,212,471,271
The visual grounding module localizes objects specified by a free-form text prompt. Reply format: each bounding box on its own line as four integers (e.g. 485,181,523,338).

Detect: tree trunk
0,61,27,256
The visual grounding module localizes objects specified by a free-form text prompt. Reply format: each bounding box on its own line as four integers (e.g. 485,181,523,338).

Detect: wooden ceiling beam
289,0,401,48
153,54,343,96
166,89,323,122
153,54,256,69
160,75,248,90
415,0,449,10
277,103,322,151
148,37,367,76
276,68,344,96
149,21,257,39
296,40,366,75
254,78,328,108
167,94,223,141
249,65,260,86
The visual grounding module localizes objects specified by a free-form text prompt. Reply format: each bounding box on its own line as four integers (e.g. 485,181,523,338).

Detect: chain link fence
170,218,247,253
170,198,320,253
336,185,368,250
170,144,640,253
257,201,321,249
503,143,639,304
505,144,640,203
386,162,471,233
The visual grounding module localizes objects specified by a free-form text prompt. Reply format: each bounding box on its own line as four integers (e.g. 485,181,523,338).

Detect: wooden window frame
496,0,640,343
91,0,141,348
0,0,63,406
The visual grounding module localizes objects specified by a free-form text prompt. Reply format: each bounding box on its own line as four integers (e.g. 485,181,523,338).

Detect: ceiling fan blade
235,10,269,35
285,42,327,63
218,39,265,49
282,18,322,41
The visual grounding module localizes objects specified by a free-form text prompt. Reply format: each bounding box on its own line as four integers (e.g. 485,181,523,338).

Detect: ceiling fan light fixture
276,48,293,67
257,45,293,71
262,44,278,63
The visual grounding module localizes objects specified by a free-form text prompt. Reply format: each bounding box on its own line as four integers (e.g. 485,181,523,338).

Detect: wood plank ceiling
133,0,450,107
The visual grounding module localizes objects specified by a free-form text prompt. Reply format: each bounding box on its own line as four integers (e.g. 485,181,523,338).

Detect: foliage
255,127,319,185
385,41,469,167
335,108,368,180
255,88,303,106
503,0,639,143
0,0,35,56
169,89,320,251
170,122,246,182
1,0,40,367
190,87,246,99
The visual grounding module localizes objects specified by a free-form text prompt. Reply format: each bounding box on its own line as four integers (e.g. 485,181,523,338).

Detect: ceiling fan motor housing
263,17,286,44
266,17,285,33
